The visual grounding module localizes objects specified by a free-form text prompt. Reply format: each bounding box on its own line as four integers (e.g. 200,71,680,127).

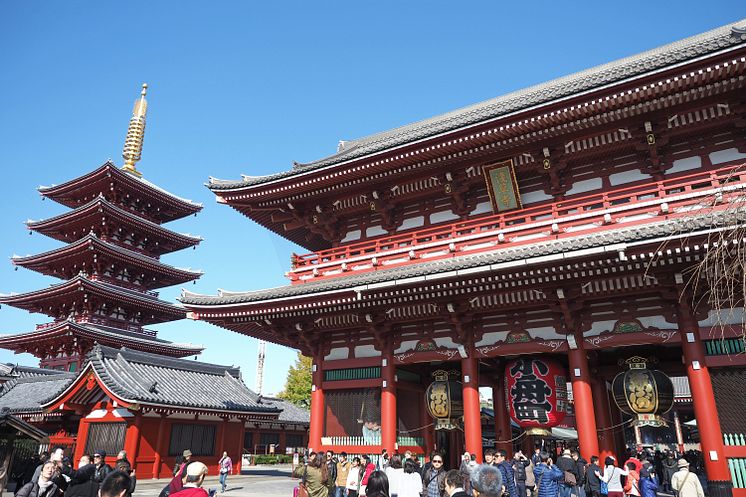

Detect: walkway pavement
132,465,297,497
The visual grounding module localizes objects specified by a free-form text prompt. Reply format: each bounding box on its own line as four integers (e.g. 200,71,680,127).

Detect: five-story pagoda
0,84,204,371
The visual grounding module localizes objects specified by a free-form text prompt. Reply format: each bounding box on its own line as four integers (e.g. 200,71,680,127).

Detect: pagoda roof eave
181,209,742,310
11,233,203,288
0,275,186,324
207,18,746,192
0,321,203,357
26,195,202,252
39,161,202,221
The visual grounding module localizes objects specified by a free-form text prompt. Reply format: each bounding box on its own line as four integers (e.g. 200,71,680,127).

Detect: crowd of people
293,446,708,497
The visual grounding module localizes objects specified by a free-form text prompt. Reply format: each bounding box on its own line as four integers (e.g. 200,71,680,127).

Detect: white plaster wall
609,170,652,186
698,307,744,327
434,336,458,349
430,210,461,224
566,178,603,196
475,332,507,347
399,216,425,231
354,345,380,358
325,348,349,361
341,230,361,243
668,156,701,174
710,148,746,165
395,340,419,354
583,320,618,337
520,190,553,205
366,225,387,237
470,201,492,216
524,326,564,340
638,315,677,329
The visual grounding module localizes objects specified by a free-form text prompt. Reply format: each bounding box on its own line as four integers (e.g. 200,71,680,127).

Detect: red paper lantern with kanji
505,357,568,435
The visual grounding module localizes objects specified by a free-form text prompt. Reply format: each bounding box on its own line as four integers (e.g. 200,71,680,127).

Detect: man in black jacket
555,449,579,497
325,451,337,494
512,451,531,497
92,451,112,485
571,451,588,497
63,455,98,497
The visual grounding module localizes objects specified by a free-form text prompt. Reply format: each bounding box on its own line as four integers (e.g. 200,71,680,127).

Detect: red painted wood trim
321,357,382,369
706,355,746,368
724,446,746,458
322,379,381,390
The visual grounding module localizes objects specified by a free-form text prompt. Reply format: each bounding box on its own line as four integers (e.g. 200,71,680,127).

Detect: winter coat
294,465,329,497
556,455,578,485
661,459,677,485
512,458,530,483
92,464,111,484
170,487,209,497
671,469,704,497
640,475,659,497
498,460,519,497
575,458,588,486
534,463,563,497
586,463,602,492
624,470,640,496
63,464,98,497
16,480,59,497
422,466,447,497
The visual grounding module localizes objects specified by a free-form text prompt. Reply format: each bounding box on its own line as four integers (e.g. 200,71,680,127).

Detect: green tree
278,352,312,408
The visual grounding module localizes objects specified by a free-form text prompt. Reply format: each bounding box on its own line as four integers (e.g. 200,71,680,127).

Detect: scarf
37,476,54,494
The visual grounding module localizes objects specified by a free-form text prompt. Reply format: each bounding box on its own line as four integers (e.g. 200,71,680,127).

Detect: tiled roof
83,346,281,414
0,373,76,413
182,208,743,307
252,395,309,424
209,19,746,190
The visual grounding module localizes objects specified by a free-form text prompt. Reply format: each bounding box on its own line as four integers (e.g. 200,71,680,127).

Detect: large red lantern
505,357,567,435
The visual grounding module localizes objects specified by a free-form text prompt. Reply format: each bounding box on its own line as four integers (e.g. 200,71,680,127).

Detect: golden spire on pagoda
121,83,148,177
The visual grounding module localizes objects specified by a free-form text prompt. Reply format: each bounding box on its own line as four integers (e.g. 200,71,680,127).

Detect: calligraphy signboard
483,159,522,213
505,357,567,434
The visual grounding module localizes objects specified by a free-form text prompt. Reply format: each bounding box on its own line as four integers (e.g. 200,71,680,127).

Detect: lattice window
286,434,304,448
260,433,280,446
168,424,216,456
243,432,253,451
84,422,126,456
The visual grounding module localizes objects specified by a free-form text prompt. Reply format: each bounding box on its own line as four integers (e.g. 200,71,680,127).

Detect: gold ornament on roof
122,83,148,177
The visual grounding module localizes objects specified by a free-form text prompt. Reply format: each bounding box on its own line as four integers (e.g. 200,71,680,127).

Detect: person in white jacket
385,454,404,497
346,457,362,497
398,460,424,497
671,459,705,497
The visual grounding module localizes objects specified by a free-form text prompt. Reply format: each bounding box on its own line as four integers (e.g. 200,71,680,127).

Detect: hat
94,451,106,458
186,462,208,477
677,459,689,469
183,449,193,458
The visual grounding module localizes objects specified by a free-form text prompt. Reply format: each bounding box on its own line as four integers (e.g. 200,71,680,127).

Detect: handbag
296,466,309,497
601,468,614,496
564,471,577,487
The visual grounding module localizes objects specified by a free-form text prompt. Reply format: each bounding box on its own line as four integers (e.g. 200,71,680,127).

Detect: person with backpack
671,459,704,497
571,451,588,497
512,451,531,497
556,450,578,497
585,456,602,497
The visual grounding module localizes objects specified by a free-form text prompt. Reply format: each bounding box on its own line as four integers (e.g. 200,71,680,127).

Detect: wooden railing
288,164,746,283
723,433,746,492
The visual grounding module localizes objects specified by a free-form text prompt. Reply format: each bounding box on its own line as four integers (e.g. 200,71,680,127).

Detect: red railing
288,164,746,283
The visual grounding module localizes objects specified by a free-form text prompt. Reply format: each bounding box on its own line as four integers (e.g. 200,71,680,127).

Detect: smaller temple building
0,345,309,477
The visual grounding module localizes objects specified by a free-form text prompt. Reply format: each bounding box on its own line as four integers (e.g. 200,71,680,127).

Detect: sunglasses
432,460,443,463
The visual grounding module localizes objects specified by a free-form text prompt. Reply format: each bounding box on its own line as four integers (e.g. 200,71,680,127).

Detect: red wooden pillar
590,376,615,462
73,417,91,465
279,428,287,454
461,353,483,462
492,375,512,455
309,356,324,451
678,298,732,497
218,418,227,454
568,342,600,461
152,416,166,479
420,394,434,458
235,422,245,474
381,349,397,454
123,414,142,472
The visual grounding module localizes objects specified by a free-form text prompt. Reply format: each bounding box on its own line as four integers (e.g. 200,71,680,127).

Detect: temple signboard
483,159,522,213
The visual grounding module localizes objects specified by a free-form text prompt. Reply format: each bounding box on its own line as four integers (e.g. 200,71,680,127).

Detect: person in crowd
325,452,338,495
403,451,421,475
585,456,602,497
31,448,64,488
360,455,376,497
295,451,330,497
484,450,496,467
671,459,704,497
99,471,133,497
422,452,447,497
639,467,658,497
171,462,210,497
334,452,351,497
64,455,97,497
623,462,640,497
531,447,542,468
601,456,628,497
458,453,473,496
525,456,536,497
399,460,424,497
365,470,390,497
346,457,362,497
533,452,563,497
16,461,58,497
470,464,503,497
444,469,468,497
92,451,112,486
385,454,403,497
496,450,518,497
218,451,232,493
114,452,136,496
379,450,390,471
571,451,588,497
556,449,578,497
512,451,531,497
661,453,677,493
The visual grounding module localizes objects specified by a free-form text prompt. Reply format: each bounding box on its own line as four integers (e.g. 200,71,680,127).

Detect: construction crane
256,340,266,395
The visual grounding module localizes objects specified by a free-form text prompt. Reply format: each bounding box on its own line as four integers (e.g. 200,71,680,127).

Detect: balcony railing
288,164,746,283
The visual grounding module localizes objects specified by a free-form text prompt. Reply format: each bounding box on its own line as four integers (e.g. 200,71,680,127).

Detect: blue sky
0,2,743,395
